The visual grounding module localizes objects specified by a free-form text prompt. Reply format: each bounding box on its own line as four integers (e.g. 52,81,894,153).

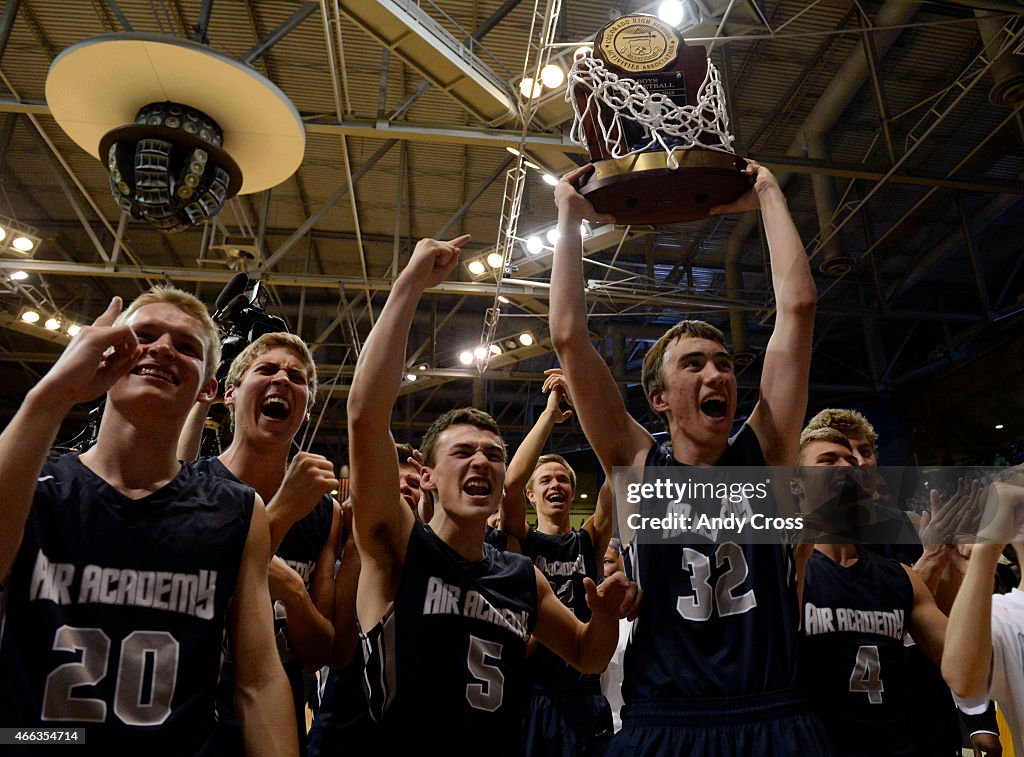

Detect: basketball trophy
567,14,752,224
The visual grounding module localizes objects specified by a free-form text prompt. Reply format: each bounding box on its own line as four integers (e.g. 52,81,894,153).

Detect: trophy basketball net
568,15,752,224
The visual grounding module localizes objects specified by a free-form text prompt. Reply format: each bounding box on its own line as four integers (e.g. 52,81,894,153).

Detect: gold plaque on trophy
598,16,680,74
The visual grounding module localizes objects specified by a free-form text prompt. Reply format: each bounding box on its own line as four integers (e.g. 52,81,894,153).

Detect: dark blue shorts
524,688,613,757
607,691,833,757
307,665,378,757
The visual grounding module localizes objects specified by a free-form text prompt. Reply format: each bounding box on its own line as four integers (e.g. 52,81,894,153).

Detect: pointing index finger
92,297,124,328
447,233,472,249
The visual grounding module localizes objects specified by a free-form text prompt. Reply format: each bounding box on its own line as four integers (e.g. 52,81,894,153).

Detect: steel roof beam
243,2,319,65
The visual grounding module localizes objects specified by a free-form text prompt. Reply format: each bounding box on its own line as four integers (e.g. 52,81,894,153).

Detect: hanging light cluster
102,101,239,232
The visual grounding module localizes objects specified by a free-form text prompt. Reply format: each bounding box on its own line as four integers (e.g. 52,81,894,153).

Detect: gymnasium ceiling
1,0,1023,466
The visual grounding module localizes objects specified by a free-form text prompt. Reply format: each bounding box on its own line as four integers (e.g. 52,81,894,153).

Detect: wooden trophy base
580,149,753,225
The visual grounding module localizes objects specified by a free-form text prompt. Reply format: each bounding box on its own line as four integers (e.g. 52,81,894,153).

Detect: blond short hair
117,286,220,381
225,333,317,426
797,426,852,465
226,333,317,400
526,454,577,493
805,408,878,451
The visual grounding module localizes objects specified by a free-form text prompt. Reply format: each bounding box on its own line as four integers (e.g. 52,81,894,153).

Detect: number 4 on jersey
849,644,884,703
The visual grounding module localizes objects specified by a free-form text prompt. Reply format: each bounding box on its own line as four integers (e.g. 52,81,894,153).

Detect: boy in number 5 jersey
347,236,631,756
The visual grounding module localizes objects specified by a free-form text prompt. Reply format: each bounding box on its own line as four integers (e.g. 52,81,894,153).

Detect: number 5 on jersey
466,635,504,712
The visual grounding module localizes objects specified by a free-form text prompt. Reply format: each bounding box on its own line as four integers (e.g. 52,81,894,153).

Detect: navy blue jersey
360,523,538,756
522,528,601,691
190,456,334,756
863,525,961,755
800,549,917,757
485,524,510,551
861,543,923,566
0,453,252,756
623,425,802,702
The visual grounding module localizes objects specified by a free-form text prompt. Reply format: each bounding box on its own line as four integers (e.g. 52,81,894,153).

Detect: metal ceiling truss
0,1,1022,458
477,0,562,369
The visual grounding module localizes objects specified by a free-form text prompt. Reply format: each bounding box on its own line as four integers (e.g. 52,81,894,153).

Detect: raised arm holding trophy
568,14,752,224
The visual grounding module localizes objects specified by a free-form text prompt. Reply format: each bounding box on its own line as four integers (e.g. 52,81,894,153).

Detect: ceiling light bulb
66,324,81,336
505,146,522,157
658,0,685,26
20,309,39,323
459,351,474,365
405,373,418,382
473,346,488,361
526,236,544,254
996,424,1004,429
542,173,558,186
486,252,504,269
467,260,487,276
546,228,560,245
44,317,61,330
12,236,34,252
540,63,565,89
497,295,510,304
10,270,28,281
489,344,502,355
417,363,428,371
519,77,542,98
0,227,6,241
518,332,534,346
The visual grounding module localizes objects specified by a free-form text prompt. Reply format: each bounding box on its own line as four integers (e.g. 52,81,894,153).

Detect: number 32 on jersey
677,543,757,621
